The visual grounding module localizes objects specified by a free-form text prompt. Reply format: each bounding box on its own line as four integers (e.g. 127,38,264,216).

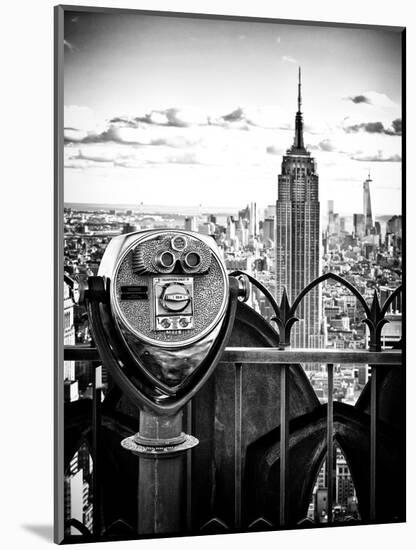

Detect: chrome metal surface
121,322,223,391
102,229,229,349
121,433,199,457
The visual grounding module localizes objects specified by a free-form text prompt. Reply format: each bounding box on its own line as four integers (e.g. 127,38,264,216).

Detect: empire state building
275,68,322,348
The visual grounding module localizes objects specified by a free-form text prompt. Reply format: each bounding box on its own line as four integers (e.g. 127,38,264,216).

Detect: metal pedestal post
121,409,198,535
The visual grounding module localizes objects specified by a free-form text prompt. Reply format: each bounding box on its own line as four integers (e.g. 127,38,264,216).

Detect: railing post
186,401,193,531
234,363,243,530
326,363,334,524
92,362,102,538
279,365,289,527
370,365,377,521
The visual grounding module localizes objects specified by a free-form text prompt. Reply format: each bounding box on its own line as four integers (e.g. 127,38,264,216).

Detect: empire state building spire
292,66,306,152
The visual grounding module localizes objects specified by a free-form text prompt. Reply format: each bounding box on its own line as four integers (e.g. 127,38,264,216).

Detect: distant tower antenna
292,67,305,150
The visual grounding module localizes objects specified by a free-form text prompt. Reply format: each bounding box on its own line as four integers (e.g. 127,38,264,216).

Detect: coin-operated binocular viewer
82,229,248,535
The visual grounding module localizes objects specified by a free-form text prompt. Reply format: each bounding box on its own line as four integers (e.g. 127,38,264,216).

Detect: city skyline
63,11,402,215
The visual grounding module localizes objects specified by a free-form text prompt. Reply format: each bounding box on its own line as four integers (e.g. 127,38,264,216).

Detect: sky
63,10,403,217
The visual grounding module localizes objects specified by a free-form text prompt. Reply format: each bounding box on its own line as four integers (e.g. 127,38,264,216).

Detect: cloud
389,118,402,135
74,148,117,164
218,107,251,130
64,158,93,169
282,55,297,64
348,95,371,104
64,137,214,169
108,108,209,129
109,117,138,128
305,138,346,154
64,128,88,142
351,150,401,162
344,119,402,136
64,105,295,149
114,151,201,168
136,108,209,127
315,139,337,152
345,121,385,134
222,107,245,123
65,105,103,133
266,145,283,155
214,106,292,130
64,103,401,174
65,116,203,148
345,91,397,108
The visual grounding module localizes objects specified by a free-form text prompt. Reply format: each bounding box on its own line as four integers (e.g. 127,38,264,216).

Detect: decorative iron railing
63,346,402,536
230,270,402,352
62,273,403,539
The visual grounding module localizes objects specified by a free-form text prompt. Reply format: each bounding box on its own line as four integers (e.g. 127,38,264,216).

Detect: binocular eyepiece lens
157,251,175,268
154,247,202,271
184,251,201,268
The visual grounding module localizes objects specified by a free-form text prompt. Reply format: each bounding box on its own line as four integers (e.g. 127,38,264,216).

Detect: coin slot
120,285,148,300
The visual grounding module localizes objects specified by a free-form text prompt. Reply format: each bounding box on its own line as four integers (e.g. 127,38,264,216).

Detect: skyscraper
275,68,321,347
353,213,365,239
249,201,258,238
327,200,335,235
363,173,373,234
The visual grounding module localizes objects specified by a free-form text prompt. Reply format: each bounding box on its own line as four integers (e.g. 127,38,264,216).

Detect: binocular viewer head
86,229,245,414
100,229,229,347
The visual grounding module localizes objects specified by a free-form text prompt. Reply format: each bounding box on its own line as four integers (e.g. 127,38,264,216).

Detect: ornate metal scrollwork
230,270,402,351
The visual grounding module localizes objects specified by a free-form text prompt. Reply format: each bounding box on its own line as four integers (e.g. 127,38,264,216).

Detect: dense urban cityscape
63,184,401,530
63,72,402,532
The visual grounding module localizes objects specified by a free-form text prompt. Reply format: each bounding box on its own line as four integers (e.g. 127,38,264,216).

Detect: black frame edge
54,4,65,545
